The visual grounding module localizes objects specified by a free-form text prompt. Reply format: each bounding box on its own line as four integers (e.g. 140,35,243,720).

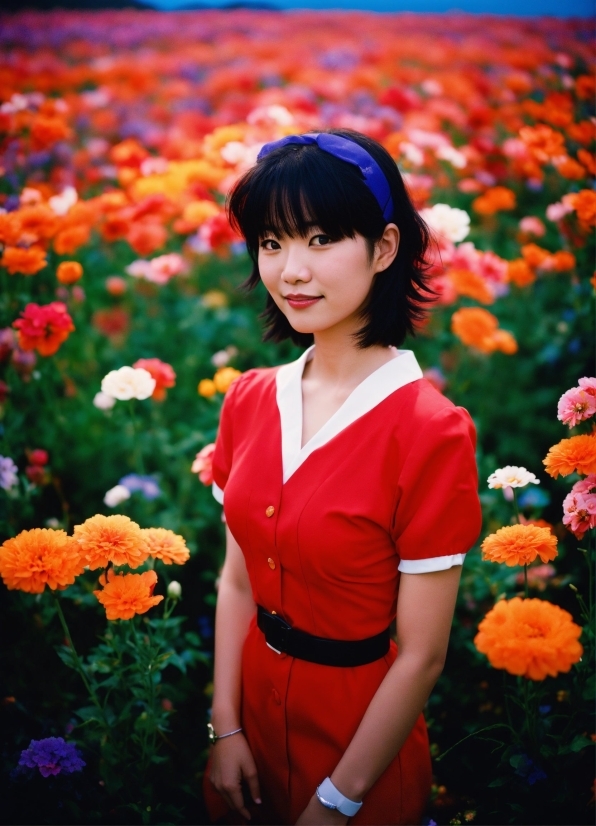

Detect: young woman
203,129,482,826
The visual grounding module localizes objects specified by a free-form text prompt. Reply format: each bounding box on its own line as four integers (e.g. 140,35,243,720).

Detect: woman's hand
208,733,261,820
295,794,349,825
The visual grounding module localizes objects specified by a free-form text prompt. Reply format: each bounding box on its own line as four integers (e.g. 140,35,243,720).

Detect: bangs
228,145,381,261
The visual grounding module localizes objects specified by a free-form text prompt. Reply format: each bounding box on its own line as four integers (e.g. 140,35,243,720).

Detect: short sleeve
210,375,242,505
392,405,482,573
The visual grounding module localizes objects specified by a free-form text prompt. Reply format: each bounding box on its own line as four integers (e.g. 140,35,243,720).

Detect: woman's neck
304,329,398,392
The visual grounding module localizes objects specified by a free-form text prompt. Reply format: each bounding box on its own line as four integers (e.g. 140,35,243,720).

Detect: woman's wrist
210,703,241,733
329,770,368,804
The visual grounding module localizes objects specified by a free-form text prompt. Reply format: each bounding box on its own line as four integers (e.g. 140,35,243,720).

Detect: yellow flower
198,378,217,398
213,367,241,394
201,290,228,309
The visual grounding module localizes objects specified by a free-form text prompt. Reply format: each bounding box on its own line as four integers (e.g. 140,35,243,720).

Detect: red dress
204,347,482,825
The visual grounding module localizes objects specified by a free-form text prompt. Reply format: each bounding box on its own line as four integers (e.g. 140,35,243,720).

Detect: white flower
419,203,471,243
436,145,467,169
101,366,156,401
487,466,540,490
93,391,116,410
211,349,230,368
48,186,78,216
103,484,131,507
167,580,182,599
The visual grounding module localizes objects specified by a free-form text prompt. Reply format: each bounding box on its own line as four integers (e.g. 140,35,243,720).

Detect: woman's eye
310,234,332,246
260,238,280,250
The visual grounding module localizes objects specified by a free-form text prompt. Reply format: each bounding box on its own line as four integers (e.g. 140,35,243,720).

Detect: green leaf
488,777,508,787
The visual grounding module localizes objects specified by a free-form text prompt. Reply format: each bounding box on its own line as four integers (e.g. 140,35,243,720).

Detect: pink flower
562,488,596,540
423,367,447,392
519,216,546,237
451,241,481,274
571,474,596,496
149,253,188,283
579,377,596,396
515,563,556,591
557,385,596,427
191,443,215,486
546,201,573,222
477,252,509,297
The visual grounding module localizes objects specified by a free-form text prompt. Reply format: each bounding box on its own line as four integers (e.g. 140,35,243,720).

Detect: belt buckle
266,641,283,655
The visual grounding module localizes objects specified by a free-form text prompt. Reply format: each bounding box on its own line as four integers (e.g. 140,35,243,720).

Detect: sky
143,0,595,17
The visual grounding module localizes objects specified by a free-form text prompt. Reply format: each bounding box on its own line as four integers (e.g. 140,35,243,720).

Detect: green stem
128,401,146,476
512,488,521,524
53,594,106,722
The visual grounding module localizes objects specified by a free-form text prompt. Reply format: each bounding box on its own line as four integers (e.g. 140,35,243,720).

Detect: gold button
265,505,275,517
271,610,277,615
267,558,276,570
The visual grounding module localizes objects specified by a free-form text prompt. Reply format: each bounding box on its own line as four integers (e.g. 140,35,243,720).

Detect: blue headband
256,132,394,223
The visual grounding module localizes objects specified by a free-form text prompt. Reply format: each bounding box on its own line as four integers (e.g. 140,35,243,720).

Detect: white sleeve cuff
212,481,224,505
398,553,466,573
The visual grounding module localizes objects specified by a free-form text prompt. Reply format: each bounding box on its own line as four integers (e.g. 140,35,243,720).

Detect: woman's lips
284,295,322,309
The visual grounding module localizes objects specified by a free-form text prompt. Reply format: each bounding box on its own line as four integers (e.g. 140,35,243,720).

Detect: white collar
276,345,423,483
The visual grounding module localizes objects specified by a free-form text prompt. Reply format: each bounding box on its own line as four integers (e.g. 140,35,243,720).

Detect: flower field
0,9,594,825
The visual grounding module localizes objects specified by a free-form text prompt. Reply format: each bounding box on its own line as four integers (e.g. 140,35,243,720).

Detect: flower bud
167,580,182,599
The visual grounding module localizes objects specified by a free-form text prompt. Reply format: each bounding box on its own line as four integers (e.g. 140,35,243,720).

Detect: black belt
257,606,390,667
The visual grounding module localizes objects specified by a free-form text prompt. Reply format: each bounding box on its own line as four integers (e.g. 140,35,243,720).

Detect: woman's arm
296,565,462,825
209,525,261,819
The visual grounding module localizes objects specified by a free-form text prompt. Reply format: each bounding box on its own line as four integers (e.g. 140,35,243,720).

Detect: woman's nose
281,250,312,283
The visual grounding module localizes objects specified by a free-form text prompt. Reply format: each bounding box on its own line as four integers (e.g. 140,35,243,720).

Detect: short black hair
227,127,434,349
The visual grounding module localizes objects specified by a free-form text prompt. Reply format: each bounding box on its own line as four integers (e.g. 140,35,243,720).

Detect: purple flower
118,473,162,500
18,737,85,777
0,455,18,491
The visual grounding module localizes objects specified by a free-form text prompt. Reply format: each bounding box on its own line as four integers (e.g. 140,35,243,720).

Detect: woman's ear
374,223,400,273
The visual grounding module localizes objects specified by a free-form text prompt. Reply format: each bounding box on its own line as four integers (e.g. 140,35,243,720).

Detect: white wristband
316,777,363,817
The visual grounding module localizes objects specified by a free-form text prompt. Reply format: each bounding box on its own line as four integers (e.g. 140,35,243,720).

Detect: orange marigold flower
1,246,47,276
17,205,59,242
451,308,516,355
30,115,72,150
554,157,587,181
451,307,497,351
94,569,163,620
472,186,516,216
481,524,557,567
543,434,596,478
126,220,167,257
447,269,494,304
565,190,596,230
546,251,576,272
0,528,84,593
575,75,595,101
0,212,23,246
474,597,583,681
578,149,596,176
56,261,83,285
213,367,242,394
519,125,566,163
13,302,75,356
521,243,550,269
53,224,91,255
132,358,176,401
491,329,518,355
142,527,190,565
507,259,536,287
74,514,149,570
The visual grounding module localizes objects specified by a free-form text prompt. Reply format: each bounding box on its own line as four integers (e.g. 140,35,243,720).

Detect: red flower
12,302,75,357
133,358,176,401
27,449,49,466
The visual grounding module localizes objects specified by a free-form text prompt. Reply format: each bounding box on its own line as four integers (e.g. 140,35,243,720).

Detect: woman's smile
284,293,323,309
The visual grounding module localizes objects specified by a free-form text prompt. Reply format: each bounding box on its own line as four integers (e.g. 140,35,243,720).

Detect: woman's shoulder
225,364,279,409
396,377,476,436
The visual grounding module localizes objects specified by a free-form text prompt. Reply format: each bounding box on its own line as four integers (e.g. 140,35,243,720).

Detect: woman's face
257,225,394,338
